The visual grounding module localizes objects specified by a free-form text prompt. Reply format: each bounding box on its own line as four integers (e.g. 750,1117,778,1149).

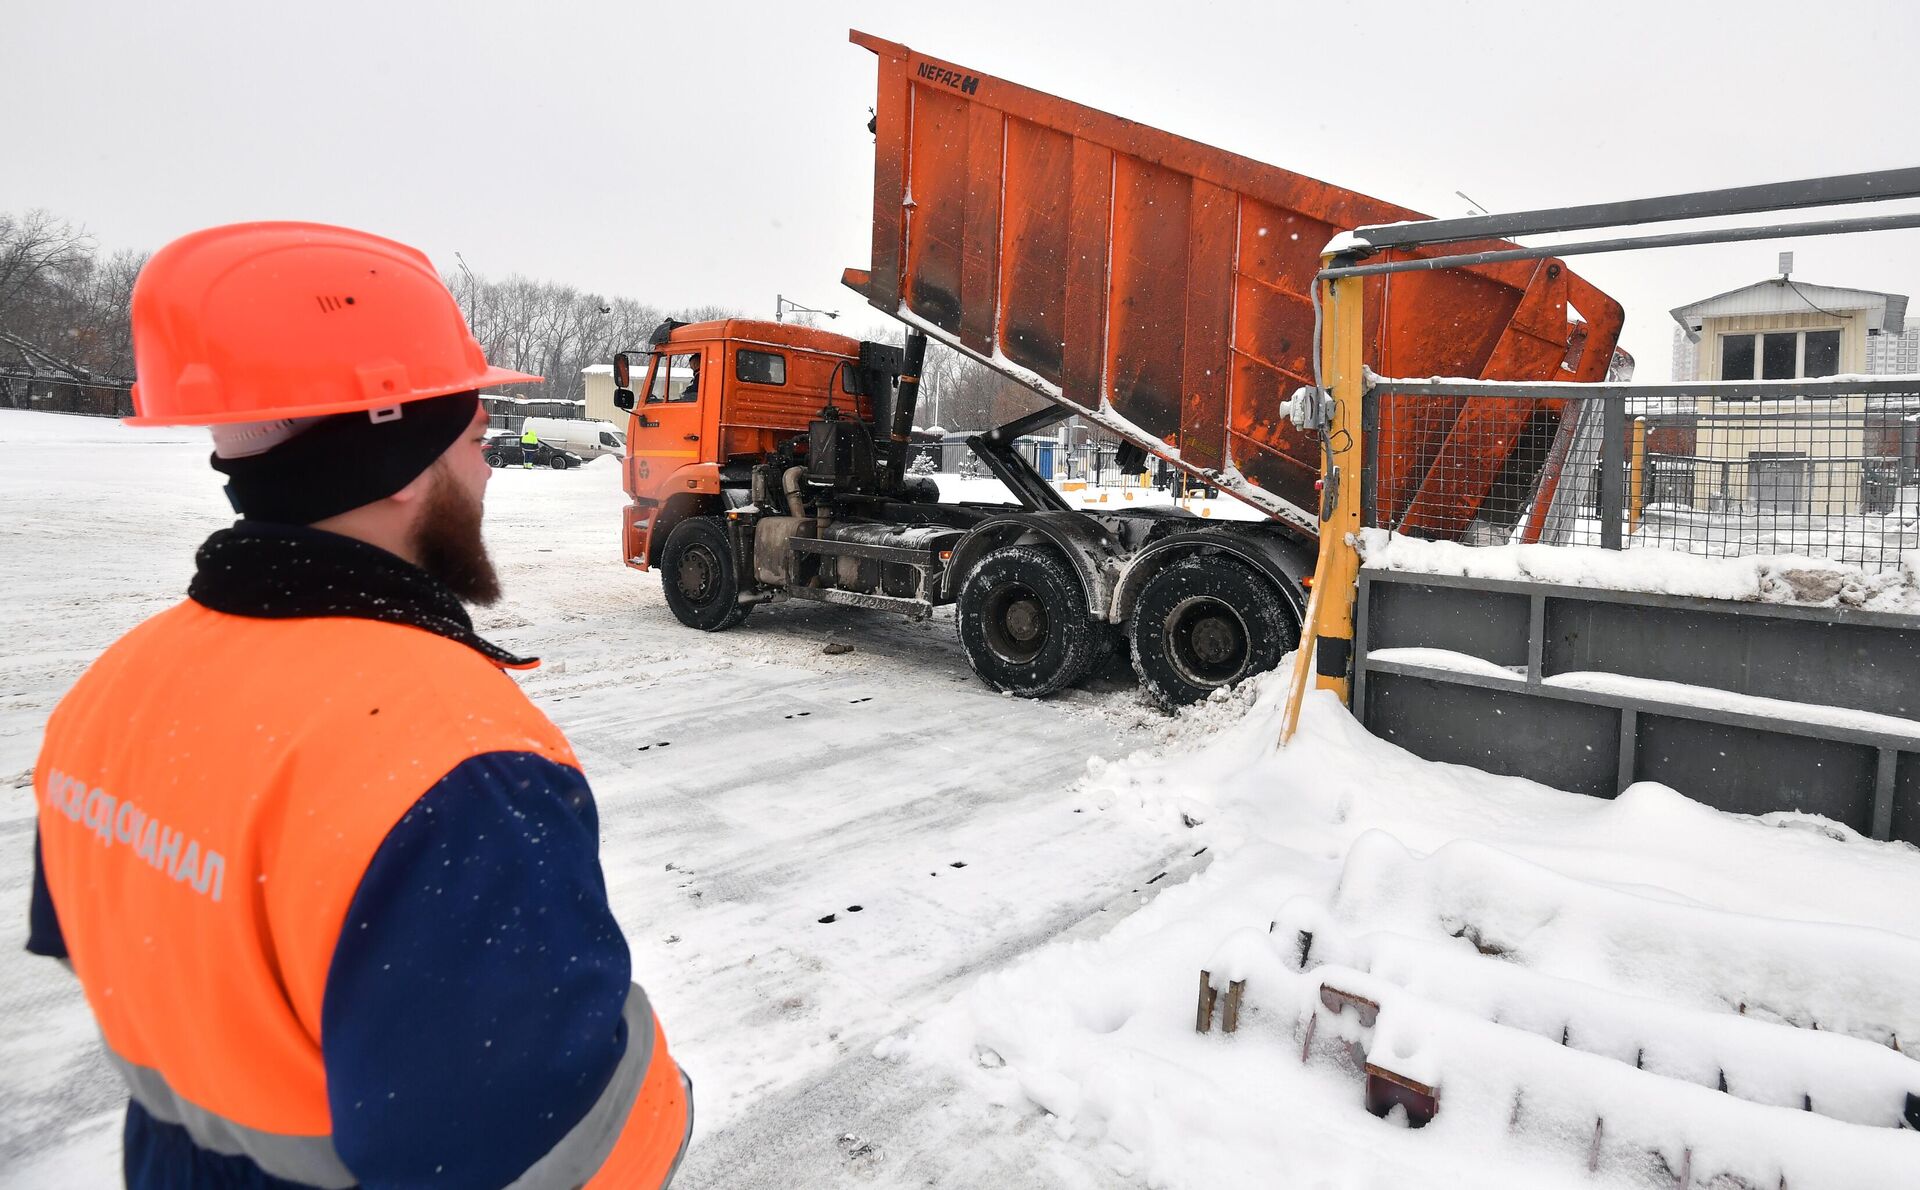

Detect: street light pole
775,295,839,323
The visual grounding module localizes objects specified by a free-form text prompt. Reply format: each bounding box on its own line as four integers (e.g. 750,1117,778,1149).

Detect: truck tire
1129,555,1296,707
659,516,751,631
957,546,1098,697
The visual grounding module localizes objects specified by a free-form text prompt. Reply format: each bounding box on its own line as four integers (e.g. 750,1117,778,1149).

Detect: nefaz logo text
916,62,980,95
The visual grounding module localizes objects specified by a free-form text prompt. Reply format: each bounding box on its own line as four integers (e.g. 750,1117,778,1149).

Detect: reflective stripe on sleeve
506,982,658,1189
105,1049,357,1189
664,1068,695,1187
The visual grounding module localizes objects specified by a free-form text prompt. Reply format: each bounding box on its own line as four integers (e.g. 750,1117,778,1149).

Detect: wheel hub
1004,598,1045,644
677,547,716,603
983,583,1048,664
1189,614,1239,666
1165,595,1249,687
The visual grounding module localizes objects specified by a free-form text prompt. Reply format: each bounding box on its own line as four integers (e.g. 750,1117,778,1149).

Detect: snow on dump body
844,30,1625,531
883,676,1920,1188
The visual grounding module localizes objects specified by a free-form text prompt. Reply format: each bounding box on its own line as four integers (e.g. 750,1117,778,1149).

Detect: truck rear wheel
659,516,751,632
957,546,1098,697
1129,555,1295,706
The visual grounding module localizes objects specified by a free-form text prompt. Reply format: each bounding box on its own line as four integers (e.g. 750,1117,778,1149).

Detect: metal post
1281,267,1367,743
1873,749,1896,842
1359,382,1380,530
1599,395,1625,550
1628,416,1647,531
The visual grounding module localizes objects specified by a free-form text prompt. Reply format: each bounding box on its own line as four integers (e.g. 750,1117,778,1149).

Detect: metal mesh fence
1366,387,1920,572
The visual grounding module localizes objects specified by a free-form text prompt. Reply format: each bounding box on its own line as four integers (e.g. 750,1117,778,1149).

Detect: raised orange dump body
843,31,1624,536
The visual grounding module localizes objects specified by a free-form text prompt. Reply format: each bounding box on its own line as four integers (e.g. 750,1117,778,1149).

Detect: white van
520,418,626,462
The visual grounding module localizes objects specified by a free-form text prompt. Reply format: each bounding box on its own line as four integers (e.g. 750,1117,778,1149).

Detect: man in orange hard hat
26,223,691,1189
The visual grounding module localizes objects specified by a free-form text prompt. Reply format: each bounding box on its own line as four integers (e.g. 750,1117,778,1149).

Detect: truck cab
614,318,880,569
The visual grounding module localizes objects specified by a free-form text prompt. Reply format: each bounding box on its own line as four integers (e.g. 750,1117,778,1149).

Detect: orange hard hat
128,221,542,426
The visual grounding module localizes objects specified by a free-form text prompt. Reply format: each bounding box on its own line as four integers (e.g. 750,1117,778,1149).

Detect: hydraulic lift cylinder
887,330,927,493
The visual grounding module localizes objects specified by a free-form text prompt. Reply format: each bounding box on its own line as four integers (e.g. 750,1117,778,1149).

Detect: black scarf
187,523,535,669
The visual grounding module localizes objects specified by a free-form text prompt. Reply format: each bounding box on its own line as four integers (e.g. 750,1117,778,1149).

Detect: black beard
409,468,502,606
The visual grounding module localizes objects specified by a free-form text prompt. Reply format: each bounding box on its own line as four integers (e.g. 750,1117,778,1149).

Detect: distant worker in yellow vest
28,222,692,1189
521,422,539,469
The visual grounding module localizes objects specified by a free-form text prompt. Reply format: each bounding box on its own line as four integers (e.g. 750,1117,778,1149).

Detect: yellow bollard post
1280,265,1367,745
1628,415,1647,532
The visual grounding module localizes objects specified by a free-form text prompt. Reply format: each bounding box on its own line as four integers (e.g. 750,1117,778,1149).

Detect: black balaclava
209,391,480,524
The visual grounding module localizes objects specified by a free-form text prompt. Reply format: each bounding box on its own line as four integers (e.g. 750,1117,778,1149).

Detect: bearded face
409,461,502,606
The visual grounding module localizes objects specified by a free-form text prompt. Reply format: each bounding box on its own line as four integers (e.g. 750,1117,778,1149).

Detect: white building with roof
1669,257,1908,381
1653,260,1915,521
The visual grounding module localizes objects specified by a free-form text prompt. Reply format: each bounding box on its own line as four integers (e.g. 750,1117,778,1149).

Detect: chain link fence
1365,386,1920,572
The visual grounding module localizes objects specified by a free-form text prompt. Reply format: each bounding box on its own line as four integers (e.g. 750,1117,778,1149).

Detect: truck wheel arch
946,513,1120,617
1109,528,1311,627
647,492,726,569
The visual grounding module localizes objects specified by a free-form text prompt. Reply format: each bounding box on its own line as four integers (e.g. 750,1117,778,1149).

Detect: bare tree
447,271,668,406
0,210,93,315
670,303,746,324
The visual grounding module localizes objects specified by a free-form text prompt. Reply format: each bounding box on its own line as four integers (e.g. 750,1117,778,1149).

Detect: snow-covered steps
1266,914,1920,1131
1189,830,1920,1186
1324,832,1920,1046
1290,964,1920,1189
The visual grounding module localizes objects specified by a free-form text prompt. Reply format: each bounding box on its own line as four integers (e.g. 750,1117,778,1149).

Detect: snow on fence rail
1356,528,1920,615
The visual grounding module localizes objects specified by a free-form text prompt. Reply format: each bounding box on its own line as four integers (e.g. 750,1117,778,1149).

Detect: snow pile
1358,527,1920,615
881,674,1920,1188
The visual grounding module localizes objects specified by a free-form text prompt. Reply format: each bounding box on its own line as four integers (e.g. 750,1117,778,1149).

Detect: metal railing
1365,379,1920,571
1282,164,1920,738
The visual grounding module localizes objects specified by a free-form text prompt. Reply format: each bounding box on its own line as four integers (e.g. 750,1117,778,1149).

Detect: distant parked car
483,432,584,470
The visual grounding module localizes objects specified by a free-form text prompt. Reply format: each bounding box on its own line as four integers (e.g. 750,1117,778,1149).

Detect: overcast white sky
10,0,1920,378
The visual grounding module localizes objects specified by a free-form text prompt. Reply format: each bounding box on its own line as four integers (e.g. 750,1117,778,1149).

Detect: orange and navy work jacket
28,524,690,1189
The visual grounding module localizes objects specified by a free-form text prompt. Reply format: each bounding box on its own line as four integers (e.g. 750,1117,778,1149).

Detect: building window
1761,332,1796,379
1719,329,1843,381
1721,335,1755,380
1804,330,1840,377
736,349,787,386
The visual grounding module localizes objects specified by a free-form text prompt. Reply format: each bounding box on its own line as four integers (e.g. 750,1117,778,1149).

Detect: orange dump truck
613,31,1623,704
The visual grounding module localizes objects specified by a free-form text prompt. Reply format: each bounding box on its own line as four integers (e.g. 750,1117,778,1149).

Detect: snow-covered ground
4,410,1917,1188
891,679,1920,1188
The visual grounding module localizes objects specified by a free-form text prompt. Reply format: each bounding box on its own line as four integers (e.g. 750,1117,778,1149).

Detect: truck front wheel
1129,555,1295,706
957,546,1098,697
659,516,752,631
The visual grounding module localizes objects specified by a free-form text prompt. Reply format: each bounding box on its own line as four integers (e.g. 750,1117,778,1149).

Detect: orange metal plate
847,30,1624,536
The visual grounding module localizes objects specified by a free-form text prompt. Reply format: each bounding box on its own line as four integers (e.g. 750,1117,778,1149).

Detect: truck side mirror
612,351,633,388
614,388,636,411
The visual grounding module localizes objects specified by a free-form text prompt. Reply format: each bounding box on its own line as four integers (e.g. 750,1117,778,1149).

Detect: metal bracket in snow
1196,970,1248,1034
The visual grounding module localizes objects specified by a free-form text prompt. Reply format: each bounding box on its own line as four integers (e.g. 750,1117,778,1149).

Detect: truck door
630,347,709,492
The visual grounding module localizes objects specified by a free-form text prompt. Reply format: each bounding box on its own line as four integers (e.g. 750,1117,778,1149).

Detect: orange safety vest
35,601,688,1187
